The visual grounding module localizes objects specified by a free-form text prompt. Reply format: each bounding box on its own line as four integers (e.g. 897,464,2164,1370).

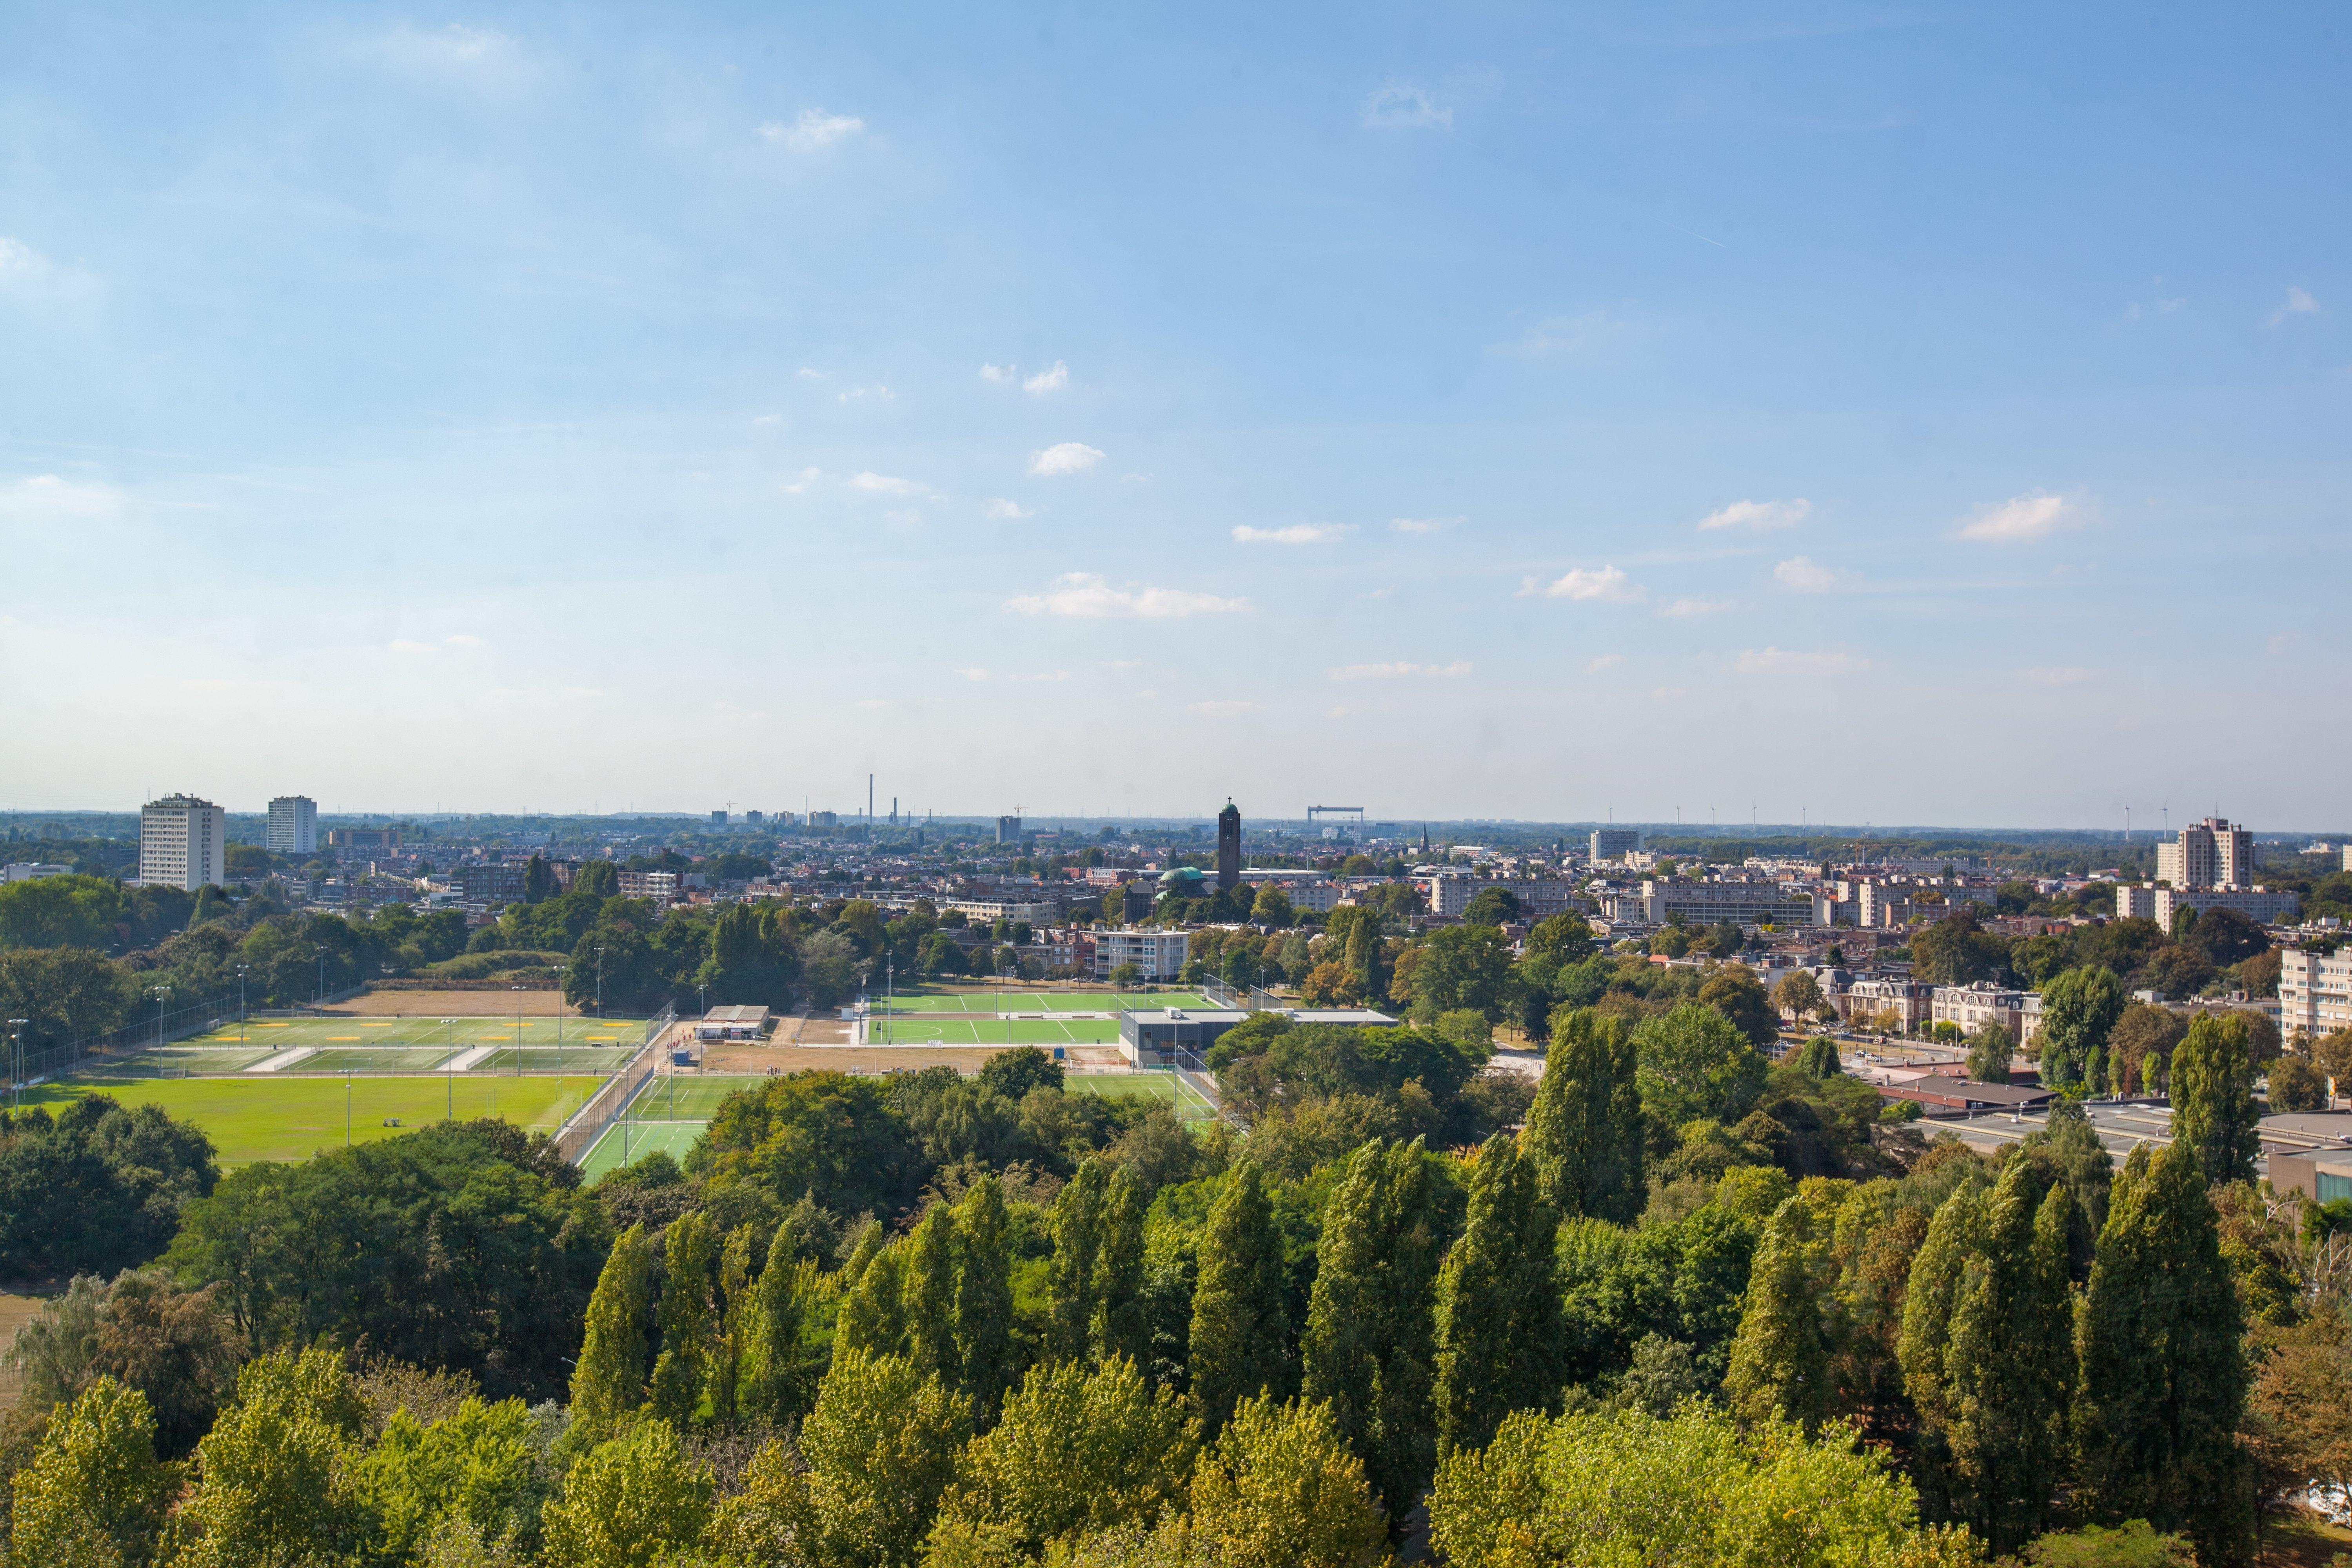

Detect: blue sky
1,3,2345,827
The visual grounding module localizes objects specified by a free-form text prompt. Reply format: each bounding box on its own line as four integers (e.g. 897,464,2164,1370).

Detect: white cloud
761,108,865,152
2270,286,2319,325
1660,597,1730,618
783,467,820,495
984,498,1031,520
1004,572,1248,619
445,634,483,647
1329,660,1472,681
371,22,516,74
1734,647,1865,676
1022,361,1068,394
1029,442,1104,477
1698,497,1811,531
0,474,120,519
389,639,438,655
2022,666,2091,686
1232,523,1352,544
1191,700,1256,717
1585,654,1624,673
1108,659,1142,670
980,363,1014,383
956,667,990,682
1361,83,1452,129
1773,555,1840,592
1954,491,2084,544
835,385,891,403
1522,565,1640,602
1651,686,1689,701
1495,309,1629,358
1019,670,1072,683
797,367,823,379
1391,516,1458,534
850,472,918,495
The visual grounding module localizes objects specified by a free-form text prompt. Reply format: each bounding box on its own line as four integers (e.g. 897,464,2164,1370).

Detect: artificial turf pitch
867,1018,1124,1047
21,1074,609,1166
864,990,1212,1016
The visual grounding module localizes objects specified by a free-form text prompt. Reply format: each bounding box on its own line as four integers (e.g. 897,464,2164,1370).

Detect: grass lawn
869,1018,1124,1047
867,990,1211,1016
21,1074,608,1166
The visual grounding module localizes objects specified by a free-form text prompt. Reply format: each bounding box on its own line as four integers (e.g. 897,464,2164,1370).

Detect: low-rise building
2115,884,2299,927
457,862,528,904
619,870,679,905
2279,947,2352,1042
1602,878,1822,929
1834,976,1936,1032
0,862,73,882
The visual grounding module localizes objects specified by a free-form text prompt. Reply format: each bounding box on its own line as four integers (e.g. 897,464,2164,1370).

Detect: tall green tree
1633,1002,1768,1130
1724,1196,1833,1433
1093,1166,1151,1368
569,1223,654,1435
1897,1156,2075,1552
1187,1161,1290,1434
902,1202,959,1386
800,1350,973,1568
2074,1142,2254,1568
1048,1158,1109,1362
5,1376,173,1567
539,1416,714,1568
2169,1013,2259,1187
1524,1008,1644,1225
740,1233,824,1425
833,1220,904,1362
2038,967,2127,1093
1301,1139,1441,1526
954,1175,1017,1416
649,1210,718,1425
1432,1132,1560,1460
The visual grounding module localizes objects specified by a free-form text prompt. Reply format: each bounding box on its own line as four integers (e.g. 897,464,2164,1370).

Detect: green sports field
869,1018,1124,1046
865,990,1212,1016
106,1014,650,1076
20,1074,608,1166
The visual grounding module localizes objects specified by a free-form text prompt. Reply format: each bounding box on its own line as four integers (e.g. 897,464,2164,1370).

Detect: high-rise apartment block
996,815,1024,845
2157,817,2254,889
266,795,318,855
140,794,227,890
1590,828,1642,862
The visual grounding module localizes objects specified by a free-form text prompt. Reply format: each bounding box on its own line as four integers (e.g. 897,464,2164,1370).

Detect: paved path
245,1046,317,1073
444,1045,498,1072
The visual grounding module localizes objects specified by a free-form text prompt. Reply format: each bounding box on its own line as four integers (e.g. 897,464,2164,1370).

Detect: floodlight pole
7,1019,28,1111
444,1018,455,1121
151,985,171,1049
513,987,524,1076
595,946,605,1020
555,966,566,1049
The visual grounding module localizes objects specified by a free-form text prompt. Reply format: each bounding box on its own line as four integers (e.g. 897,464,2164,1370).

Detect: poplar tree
1048,1158,1109,1361
651,1210,718,1424
2075,1141,2255,1568
2169,1013,2259,1187
1724,1196,1832,1433
1897,1184,1986,1523
707,1221,754,1425
741,1223,822,1424
571,1222,655,1434
832,1220,904,1361
902,1202,960,1386
1302,1138,1440,1526
1093,1165,1150,1367
1188,1160,1290,1434
1523,1008,1644,1225
956,1174,1017,1416
1432,1132,1560,1459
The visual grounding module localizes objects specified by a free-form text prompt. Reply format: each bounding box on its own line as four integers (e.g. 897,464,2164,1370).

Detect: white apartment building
2279,947,2352,1042
2114,884,2298,927
265,795,318,855
618,870,679,905
1590,828,1642,862
0,863,73,883
1604,878,1822,928
1930,982,2044,1044
2157,817,2255,889
1093,927,1190,982
139,794,227,891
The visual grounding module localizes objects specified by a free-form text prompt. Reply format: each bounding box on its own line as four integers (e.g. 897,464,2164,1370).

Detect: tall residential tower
266,795,318,855
140,794,227,890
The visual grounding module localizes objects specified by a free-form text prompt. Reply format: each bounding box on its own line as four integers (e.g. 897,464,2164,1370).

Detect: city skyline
2,3,2345,822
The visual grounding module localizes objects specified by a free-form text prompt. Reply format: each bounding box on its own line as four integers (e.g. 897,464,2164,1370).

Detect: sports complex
19,982,1221,1175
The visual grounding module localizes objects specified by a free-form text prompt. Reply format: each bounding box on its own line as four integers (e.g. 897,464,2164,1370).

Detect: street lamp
151,985,172,1050
7,1019,28,1112
512,986,525,1077
554,965,567,1050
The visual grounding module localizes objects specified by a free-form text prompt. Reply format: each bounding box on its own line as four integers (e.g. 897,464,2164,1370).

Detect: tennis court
867,990,1212,1016
868,1018,1124,1047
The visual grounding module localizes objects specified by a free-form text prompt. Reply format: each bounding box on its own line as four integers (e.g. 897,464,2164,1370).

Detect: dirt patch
324,989,582,1018
693,1043,1015,1076
0,1285,61,1407
794,1016,853,1045
2261,1510,2352,1568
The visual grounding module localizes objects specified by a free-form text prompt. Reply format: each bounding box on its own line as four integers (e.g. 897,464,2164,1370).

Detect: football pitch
111,1014,650,1076
575,1068,1212,1181
868,1018,1124,1047
20,1074,609,1166
866,989,1212,1016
